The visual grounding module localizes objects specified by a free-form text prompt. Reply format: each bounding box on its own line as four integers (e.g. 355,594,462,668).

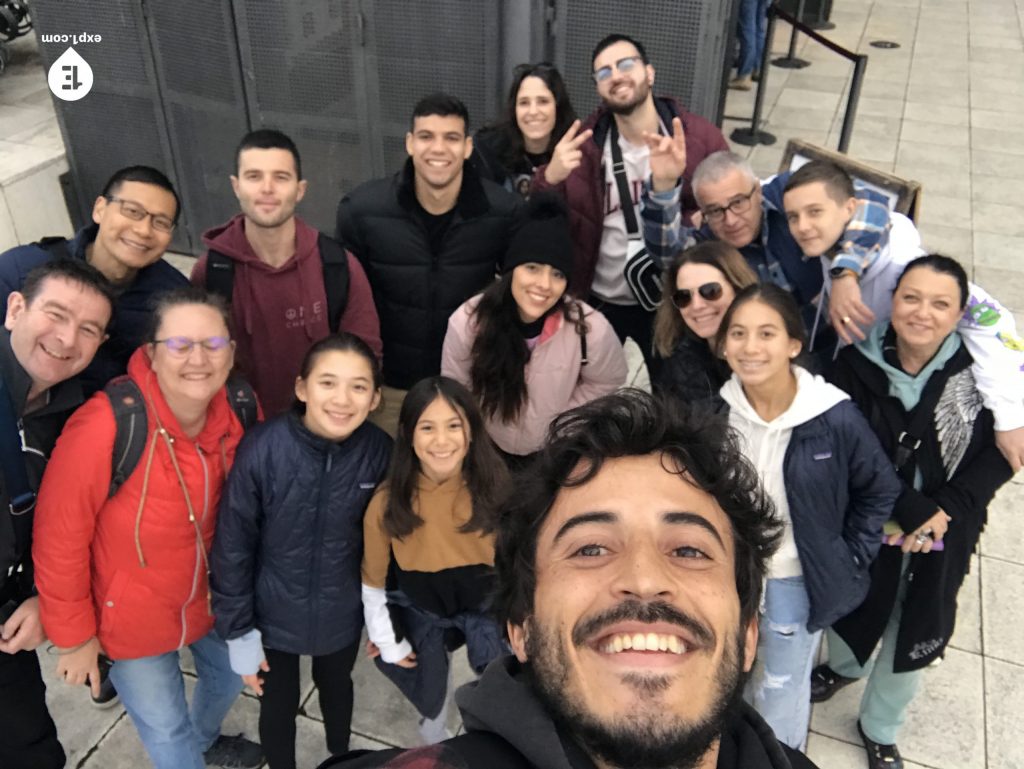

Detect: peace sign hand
644,117,687,192
544,120,594,185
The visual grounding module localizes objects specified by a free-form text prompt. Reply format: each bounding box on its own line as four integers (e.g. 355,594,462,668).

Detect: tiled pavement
3,0,1024,766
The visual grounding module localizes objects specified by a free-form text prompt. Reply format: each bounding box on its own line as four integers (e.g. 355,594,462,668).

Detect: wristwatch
829,266,859,281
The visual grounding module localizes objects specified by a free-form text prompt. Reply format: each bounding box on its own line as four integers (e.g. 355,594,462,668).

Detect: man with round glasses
0,165,188,396
532,33,728,367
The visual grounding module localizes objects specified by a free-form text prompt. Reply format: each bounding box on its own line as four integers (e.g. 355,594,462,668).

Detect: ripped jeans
745,576,822,750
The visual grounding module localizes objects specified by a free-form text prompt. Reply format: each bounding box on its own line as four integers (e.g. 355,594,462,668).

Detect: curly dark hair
493,389,782,630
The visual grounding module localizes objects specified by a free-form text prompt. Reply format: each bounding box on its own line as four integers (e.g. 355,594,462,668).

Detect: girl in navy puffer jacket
210,334,392,769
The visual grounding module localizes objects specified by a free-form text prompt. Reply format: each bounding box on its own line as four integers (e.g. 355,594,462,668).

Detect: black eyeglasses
700,185,759,225
671,282,724,309
105,195,176,233
593,55,642,83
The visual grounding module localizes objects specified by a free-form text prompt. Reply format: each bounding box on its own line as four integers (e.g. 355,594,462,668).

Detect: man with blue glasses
532,33,728,368
0,166,188,397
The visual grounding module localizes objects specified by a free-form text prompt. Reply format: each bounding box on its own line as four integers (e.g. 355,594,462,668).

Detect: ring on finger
842,316,852,325
915,533,929,544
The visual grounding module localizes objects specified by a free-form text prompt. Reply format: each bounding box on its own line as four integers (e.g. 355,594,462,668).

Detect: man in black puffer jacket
336,93,521,433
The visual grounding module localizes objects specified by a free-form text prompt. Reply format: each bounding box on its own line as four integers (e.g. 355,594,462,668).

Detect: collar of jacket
68,223,100,259
396,157,491,220
285,408,371,457
586,95,683,149
0,327,84,417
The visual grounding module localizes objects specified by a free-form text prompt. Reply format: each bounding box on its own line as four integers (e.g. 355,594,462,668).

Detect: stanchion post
730,5,778,146
838,54,868,153
773,0,811,69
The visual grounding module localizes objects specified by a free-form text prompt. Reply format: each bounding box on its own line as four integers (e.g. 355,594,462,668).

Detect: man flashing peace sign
532,34,728,369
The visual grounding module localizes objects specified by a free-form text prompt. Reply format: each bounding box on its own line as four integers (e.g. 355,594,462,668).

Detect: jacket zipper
178,445,209,649
308,452,332,645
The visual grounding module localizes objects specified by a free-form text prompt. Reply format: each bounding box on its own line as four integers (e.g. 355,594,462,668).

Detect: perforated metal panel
146,1,250,241
233,0,369,234
550,0,735,123
364,0,502,171
29,0,184,246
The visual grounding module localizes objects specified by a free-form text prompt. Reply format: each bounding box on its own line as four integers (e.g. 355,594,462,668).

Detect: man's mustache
571,600,716,649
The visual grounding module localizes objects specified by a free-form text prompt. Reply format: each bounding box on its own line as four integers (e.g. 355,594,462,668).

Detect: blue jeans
109,630,244,769
746,576,822,750
737,0,771,76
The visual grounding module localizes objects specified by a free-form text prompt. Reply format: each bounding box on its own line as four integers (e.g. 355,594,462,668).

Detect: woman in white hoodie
716,283,900,750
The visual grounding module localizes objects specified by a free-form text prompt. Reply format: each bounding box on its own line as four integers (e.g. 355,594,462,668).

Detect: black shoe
810,663,857,703
858,721,903,769
90,655,120,709
203,734,263,769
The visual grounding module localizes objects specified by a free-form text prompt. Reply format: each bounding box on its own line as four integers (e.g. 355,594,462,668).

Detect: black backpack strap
205,249,236,303
224,375,259,429
317,233,350,331
104,377,148,499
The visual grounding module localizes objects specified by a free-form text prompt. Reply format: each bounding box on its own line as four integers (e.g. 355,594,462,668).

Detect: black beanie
502,192,574,280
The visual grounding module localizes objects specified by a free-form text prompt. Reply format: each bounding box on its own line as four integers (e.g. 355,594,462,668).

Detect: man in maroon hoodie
192,130,382,416
532,33,729,368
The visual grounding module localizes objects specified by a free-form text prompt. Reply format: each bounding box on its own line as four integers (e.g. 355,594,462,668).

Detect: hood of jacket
201,214,322,340
854,323,962,411
456,656,809,769
721,365,848,433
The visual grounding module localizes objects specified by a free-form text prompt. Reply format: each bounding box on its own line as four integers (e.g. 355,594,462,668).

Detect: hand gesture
55,636,102,697
829,275,875,344
242,658,271,697
0,596,47,654
544,120,594,185
644,117,687,192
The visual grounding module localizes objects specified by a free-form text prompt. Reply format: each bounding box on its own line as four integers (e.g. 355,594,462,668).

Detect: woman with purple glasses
33,287,263,769
652,241,758,408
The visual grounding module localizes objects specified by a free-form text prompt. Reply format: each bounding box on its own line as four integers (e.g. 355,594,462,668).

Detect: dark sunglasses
671,282,724,309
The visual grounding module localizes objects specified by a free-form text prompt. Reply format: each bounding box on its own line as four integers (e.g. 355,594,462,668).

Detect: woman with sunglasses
716,283,899,751
653,241,758,408
33,287,263,769
441,193,626,466
472,63,577,198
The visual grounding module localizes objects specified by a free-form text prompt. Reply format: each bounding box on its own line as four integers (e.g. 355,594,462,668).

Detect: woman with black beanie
441,192,627,467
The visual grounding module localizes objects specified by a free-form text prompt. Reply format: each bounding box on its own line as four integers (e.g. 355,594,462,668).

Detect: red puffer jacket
34,347,247,660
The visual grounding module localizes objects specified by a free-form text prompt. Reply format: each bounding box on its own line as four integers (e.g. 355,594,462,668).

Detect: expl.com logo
46,46,94,101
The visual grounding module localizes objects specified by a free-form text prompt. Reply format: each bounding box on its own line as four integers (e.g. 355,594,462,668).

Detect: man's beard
604,77,651,116
525,600,746,769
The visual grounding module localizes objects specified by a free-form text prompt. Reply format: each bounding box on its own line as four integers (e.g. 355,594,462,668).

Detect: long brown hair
381,376,508,539
653,242,757,357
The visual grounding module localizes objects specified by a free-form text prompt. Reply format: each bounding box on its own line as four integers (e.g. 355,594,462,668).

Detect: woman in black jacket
653,241,757,407
210,333,393,769
813,255,1015,769
472,63,576,198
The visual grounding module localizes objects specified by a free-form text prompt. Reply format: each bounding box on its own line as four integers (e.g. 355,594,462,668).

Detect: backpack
205,233,351,331
104,375,259,498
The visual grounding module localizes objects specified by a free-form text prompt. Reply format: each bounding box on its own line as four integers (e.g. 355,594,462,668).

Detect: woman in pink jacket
441,193,627,465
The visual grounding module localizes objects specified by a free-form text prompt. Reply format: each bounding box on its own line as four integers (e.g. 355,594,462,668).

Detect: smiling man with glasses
641,151,895,356
532,33,728,371
0,165,188,396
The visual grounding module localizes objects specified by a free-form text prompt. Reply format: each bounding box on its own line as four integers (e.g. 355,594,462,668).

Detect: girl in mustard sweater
361,376,508,744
